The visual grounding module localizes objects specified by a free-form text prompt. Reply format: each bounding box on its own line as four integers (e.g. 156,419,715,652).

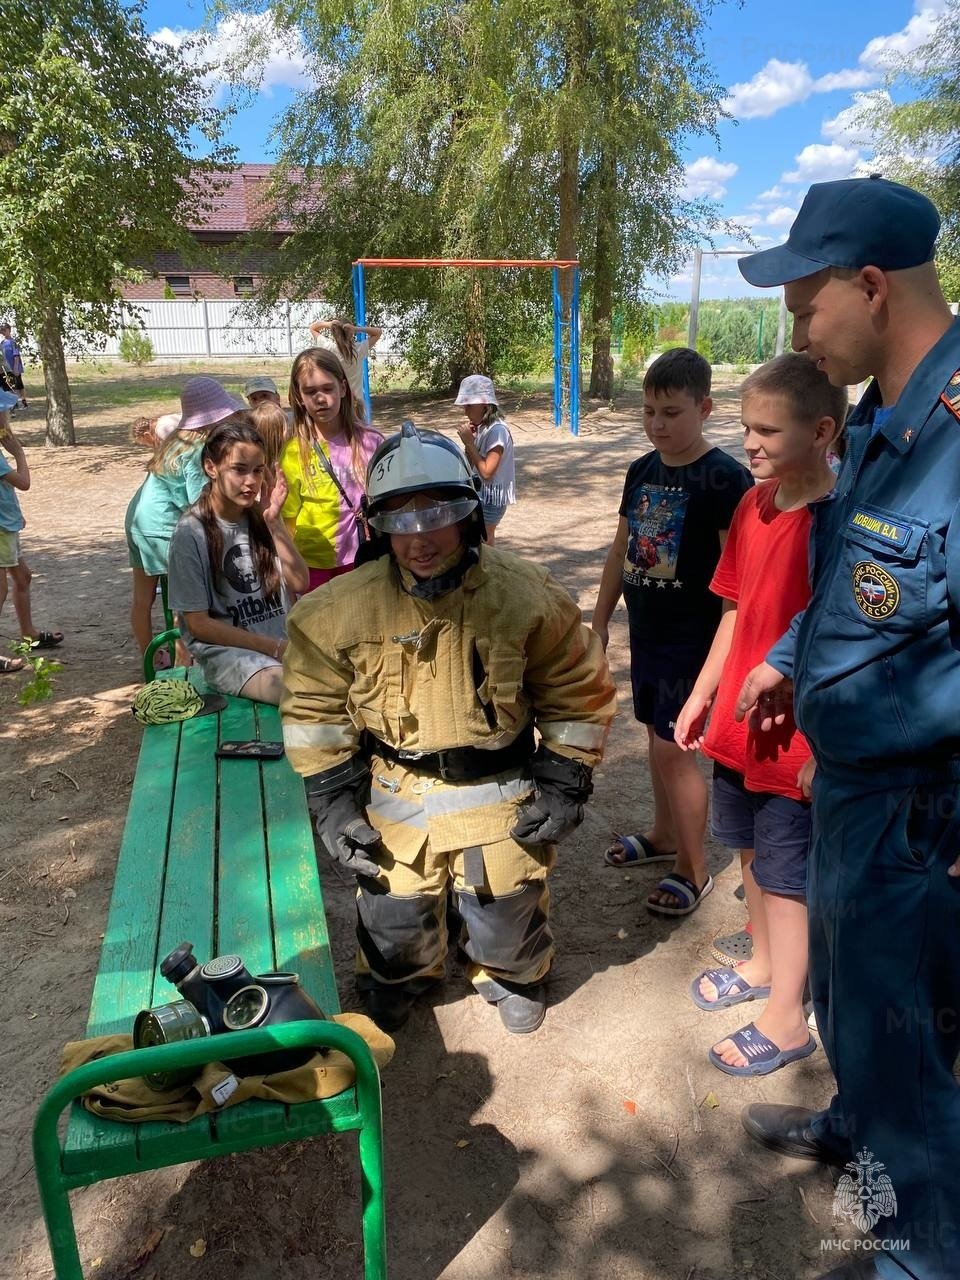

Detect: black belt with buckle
367,725,535,782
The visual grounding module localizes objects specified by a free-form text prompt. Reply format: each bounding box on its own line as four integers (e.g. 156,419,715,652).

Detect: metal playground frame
351,258,582,435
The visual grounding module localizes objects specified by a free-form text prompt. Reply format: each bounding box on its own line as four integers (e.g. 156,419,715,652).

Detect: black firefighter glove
510,745,594,846
305,755,382,880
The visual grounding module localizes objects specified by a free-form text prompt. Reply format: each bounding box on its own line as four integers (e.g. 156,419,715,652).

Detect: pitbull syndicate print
220,534,285,629
624,485,689,584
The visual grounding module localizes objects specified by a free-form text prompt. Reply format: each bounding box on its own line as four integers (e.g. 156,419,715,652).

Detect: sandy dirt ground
2,364,852,1280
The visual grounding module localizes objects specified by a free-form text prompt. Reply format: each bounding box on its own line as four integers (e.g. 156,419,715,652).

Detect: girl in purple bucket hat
125,377,246,666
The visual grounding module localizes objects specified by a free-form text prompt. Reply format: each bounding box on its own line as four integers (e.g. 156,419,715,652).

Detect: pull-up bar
355,258,579,269
350,257,581,434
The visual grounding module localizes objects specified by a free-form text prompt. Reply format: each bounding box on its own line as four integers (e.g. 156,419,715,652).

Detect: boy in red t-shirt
674,354,847,1077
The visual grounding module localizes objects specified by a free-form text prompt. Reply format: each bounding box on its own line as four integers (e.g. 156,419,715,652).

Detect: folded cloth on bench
60,1013,394,1124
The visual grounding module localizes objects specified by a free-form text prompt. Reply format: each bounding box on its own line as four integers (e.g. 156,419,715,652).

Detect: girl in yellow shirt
280,348,382,591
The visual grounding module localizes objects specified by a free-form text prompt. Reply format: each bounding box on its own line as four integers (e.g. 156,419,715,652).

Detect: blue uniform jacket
769,319,960,777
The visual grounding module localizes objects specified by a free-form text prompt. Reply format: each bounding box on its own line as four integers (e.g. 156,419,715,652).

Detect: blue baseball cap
739,176,940,288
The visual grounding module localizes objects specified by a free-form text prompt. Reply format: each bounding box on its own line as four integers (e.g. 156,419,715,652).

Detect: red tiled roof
184,164,305,234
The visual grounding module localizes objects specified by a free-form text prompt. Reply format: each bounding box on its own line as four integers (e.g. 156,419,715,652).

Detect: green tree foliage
623,298,792,372
866,1,960,298
239,0,726,394
0,4,230,444
697,299,787,363
118,330,155,367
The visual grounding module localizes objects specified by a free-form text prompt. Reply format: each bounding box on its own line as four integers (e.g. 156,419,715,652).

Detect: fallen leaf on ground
189,1238,207,1258
622,1099,637,1115
122,1226,165,1274
701,1091,720,1109
455,1139,471,1149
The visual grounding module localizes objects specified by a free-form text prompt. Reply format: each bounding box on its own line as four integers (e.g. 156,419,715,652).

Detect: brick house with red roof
121,163,322,301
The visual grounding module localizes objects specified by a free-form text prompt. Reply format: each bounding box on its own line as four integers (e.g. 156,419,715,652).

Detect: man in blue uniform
735,177,960,1280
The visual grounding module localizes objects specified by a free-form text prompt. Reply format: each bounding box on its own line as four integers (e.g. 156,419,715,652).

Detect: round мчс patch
852,561,901,620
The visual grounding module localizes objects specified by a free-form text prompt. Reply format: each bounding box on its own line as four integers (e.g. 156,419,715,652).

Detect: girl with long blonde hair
280,347,382,590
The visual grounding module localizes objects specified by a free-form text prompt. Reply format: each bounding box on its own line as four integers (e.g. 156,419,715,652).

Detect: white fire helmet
366,420,480,535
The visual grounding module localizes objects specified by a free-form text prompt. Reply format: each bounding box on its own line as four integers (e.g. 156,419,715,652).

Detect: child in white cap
455,374,516,544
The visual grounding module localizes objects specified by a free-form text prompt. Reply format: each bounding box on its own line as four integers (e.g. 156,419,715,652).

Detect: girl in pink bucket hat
455,374,517,544
124,377,246,665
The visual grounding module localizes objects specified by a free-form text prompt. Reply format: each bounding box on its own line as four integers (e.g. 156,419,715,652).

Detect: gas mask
133,941,327,1090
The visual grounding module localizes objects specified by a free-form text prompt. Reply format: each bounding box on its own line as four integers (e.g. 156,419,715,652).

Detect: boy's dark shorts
711,763,810,897
629,635,709,743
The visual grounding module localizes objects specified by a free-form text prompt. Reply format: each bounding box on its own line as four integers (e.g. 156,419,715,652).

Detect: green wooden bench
32,686,387,1279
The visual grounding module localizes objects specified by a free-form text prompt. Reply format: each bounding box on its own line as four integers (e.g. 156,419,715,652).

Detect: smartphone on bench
215,740,285,760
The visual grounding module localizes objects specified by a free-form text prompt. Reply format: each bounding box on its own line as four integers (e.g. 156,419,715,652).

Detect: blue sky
144,0,947,301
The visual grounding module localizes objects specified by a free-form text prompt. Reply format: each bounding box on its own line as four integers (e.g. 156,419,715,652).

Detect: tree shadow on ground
77,1019,517,1280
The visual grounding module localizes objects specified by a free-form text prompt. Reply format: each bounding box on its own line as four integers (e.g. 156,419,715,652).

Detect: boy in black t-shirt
593,348,752,915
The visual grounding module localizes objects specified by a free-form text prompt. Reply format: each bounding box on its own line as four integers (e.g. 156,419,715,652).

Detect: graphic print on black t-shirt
624,484,689,585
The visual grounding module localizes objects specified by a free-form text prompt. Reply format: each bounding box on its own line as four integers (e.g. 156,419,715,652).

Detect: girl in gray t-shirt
167,420,309,704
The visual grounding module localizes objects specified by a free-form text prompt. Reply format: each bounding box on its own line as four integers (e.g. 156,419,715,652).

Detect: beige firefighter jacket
280,545,616,784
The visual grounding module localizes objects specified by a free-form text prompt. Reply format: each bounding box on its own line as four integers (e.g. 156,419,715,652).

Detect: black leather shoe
496,985,546,1035
741,1103,850,1168
473,975,547,1034
360,983,418,1032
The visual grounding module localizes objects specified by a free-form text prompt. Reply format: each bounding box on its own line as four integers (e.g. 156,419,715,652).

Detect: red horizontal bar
354,258,579,268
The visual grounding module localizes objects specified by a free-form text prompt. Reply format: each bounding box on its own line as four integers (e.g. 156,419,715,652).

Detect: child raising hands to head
455,375,517,545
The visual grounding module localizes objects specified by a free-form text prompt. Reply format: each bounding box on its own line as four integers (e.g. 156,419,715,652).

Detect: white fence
99,300,398,360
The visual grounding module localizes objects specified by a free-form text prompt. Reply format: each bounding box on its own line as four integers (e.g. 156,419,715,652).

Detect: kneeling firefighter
280,421,616,1033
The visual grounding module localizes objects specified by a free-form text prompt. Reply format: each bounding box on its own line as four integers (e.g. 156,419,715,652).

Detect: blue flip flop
708,1022,818,1077
690,966,771,1011
647,872,714,917
604,833,677,867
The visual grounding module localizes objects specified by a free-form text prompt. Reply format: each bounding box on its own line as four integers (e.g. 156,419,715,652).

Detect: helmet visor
369,495,478,534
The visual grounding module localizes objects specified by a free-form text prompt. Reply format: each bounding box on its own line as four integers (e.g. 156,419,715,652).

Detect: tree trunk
588,145,617,400
462,274,486,373
39,303,75,447
557,135,579,314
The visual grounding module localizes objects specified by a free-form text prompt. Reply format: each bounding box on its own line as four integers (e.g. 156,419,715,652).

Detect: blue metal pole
569,267,581,436
552,267,562,428
352,262,372,423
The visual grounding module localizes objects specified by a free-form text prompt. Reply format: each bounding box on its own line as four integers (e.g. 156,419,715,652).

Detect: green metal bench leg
143,627,181,682
353,1032,387,1279
33,1140,83,1280
159,574,175,634
33,1021,387,1279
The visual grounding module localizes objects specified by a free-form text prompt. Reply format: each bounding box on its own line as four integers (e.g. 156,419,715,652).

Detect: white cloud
679,156,738,200
153,13,310,97
722,60,814,120
860,4,945,70
755,184,789,203
727,206,798,231
821,91,892,148
813,68,878,93
762,205,800,229
721,4,949,124
782,143,862,184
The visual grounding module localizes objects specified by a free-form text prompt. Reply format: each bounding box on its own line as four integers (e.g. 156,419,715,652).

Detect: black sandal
29,630,64,649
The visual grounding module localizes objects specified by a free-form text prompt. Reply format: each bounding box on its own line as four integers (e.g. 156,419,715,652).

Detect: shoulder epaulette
940,369,960,422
